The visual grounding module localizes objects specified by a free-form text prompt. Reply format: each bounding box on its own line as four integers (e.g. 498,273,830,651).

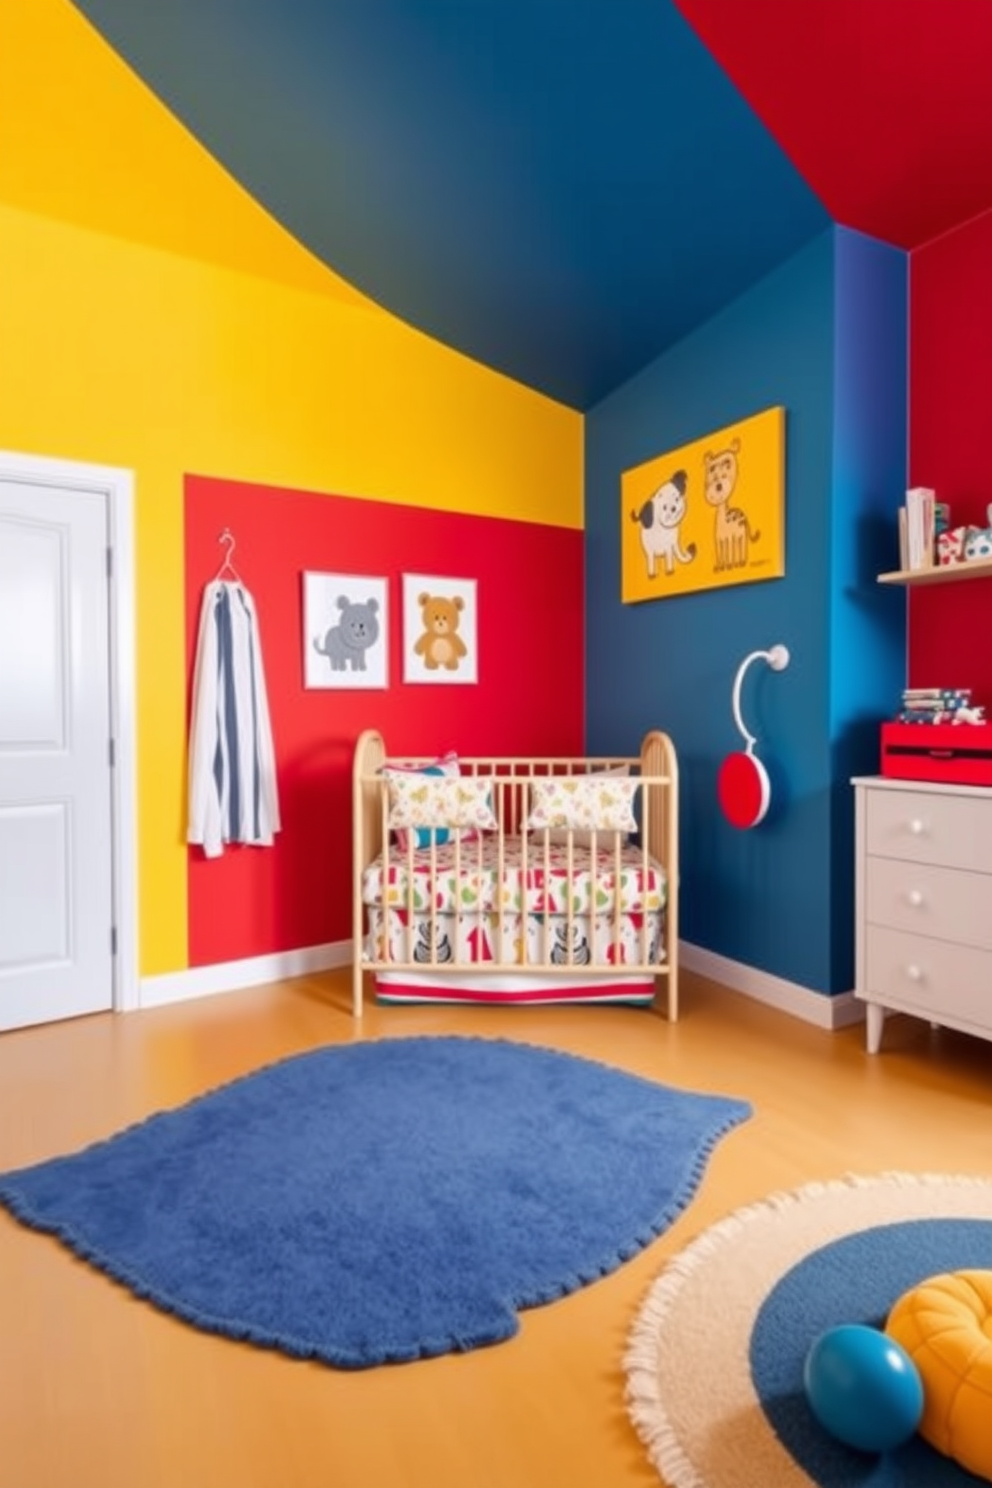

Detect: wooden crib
351,730,679,1019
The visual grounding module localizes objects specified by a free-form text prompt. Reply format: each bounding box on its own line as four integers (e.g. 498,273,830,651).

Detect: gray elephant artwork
314,595,380,672
304,572,388,689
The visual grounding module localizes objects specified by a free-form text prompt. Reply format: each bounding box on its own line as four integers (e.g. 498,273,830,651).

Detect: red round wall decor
718,748,771,829
719,644,789,829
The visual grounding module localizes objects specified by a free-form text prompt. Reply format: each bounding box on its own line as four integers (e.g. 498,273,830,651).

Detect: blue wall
828,229,908,987
585,226,907,995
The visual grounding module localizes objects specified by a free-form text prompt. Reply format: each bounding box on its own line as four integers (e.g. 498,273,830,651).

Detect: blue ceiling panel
69,0,831,407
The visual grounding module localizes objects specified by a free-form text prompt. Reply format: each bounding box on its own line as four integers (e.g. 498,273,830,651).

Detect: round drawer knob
909,819,925,835
906,964,923,982
907,890,924,907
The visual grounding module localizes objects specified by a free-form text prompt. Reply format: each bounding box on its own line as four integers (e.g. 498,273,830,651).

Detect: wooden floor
1,971,989,1488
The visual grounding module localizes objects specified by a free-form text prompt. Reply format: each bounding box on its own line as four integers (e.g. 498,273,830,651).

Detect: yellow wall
0,0,582,976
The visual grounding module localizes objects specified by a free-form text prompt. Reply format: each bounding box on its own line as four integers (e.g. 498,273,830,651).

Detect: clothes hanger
214,528,243,585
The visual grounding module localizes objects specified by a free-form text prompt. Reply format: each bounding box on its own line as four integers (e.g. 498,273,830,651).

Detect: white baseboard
138,935,861,1032
140,940,353,1009
679,940,864,1031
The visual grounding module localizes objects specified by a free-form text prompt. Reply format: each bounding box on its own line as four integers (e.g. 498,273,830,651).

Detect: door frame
0,450,138,1013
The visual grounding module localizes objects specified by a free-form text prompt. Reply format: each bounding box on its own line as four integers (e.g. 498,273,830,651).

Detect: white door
0,478,114,1029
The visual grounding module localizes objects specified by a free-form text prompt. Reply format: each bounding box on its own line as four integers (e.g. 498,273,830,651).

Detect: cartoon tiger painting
703,438,760,572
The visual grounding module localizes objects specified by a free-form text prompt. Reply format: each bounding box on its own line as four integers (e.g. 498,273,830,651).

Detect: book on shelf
905,486,936,571
902,688,970,699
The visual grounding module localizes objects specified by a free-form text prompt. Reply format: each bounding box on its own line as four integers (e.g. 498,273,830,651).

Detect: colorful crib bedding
362,838,667,1005
361,838,667,917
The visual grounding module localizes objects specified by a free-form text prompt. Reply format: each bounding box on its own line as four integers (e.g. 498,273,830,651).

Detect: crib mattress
362,837,667,916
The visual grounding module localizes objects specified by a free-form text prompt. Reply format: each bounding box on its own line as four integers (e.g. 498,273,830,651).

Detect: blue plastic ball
803,1324,924,1454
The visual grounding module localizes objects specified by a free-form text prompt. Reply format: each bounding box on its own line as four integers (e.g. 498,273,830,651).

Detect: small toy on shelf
937,502,992,566
937,526,974,565
964,503,992,560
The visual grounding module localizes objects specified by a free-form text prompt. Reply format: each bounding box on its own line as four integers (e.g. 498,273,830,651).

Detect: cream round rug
624,1173,992,1488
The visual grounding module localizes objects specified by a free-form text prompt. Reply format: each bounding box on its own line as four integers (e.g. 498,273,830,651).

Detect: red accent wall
184,476,584,968
908,210,992,706
673,0,992,249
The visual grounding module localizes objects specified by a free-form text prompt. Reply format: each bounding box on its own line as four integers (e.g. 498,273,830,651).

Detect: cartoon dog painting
703,439,760,572
630,469,697,579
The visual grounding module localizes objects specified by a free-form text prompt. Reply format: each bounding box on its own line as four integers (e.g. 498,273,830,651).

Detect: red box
881,722,992,785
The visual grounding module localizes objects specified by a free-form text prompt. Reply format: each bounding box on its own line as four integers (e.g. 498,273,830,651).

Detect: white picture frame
402,573,478,684
304,571,388,690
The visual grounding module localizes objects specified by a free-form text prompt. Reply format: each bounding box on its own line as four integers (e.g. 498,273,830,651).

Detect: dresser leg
866,1003,885,1055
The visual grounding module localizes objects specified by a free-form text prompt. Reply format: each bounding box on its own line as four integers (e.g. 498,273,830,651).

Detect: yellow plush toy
886,1269,992,1480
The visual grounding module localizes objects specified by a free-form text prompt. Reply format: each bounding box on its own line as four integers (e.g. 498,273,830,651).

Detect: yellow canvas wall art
621,406,785,602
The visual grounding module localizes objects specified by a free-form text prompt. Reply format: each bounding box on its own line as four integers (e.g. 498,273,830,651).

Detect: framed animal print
402,573,478,684
621,406,785,602
303,571,388,689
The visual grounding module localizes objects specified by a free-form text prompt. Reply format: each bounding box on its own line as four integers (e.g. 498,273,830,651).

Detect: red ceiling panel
673,0,992,248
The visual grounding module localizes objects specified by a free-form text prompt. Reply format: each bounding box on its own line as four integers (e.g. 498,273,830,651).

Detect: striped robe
187,581,280,858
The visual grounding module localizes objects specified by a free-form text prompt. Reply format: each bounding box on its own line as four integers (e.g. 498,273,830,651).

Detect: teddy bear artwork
402,573,478,684
413,593,467,671
301,570,478,688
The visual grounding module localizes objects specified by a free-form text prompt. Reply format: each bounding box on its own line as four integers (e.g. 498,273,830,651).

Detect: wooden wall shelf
877,555,992,587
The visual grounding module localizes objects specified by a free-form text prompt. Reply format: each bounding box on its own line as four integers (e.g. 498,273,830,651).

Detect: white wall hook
732,644,790,753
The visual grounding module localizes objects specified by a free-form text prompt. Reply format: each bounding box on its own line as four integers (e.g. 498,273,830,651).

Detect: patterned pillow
546,765,630,847
381,754,459,850
388,775,498,839
526,774,639,835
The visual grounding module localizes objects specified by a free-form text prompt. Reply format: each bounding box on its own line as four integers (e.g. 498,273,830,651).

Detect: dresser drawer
865,788,992,874
864,925,992,1027
865,857,992,952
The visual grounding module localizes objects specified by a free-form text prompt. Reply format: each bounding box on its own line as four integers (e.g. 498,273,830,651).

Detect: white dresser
852,776,992,1053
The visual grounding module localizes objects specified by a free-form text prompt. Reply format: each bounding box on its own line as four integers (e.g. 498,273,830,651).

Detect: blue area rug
625,1174,992,1488
0,1036,750,1369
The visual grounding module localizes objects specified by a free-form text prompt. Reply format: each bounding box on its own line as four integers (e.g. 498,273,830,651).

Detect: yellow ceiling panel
0,0,372,307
